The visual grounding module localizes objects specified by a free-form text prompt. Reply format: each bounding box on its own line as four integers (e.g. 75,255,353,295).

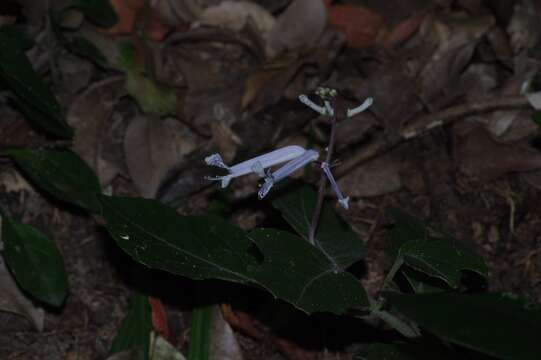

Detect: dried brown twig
336,95,530,178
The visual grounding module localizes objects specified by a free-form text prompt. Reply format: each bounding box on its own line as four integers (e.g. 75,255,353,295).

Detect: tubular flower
258,150,320,199
346,97,373,118
321,162,349,209
205,145,307,188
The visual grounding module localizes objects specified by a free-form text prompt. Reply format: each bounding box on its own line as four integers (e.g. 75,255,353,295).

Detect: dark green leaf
71,0,118,28
387,208,428,260
399,238,487,288
272,185,365,270
532,112,541,127
99,196,368,314
384,292,541,360
401,266,449,293
2,217,68,306
0,32,73,139
388,209,487,288
99,195,256,283
7,149,101,213
110,293,151,360
10,96,71,139
248,228,368,313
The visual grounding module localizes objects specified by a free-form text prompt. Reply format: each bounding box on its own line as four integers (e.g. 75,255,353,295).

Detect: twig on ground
336,95,530,178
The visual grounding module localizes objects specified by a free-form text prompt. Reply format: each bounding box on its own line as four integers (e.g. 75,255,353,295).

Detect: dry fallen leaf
352,56,425,138
77,24,123,69
266,0,327,56
476,58,538,138
455,122,541,180
244,28,345,112
101,0,171,40
0,168,33,194
150,0,199,25
210,305,244,360
198,1,275,35
418,13,495,107
67,76,127,186
499,112,540,142
522,168,541,193
241,54,304,111
58,53,93,95
211,120,241,165
338,151,403,197
0,253,45,332
326,4,384,48
460,63,499,102
124,115,197,198
151,332,186,360
170,37,252,132
383,12,426,48
507,1,541,55
242,67,282,109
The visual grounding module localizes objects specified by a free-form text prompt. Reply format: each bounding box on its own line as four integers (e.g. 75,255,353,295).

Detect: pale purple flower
346,97,373,118
258,150,319,199
321,162,349,209
298,94,328,115
205,145,306,188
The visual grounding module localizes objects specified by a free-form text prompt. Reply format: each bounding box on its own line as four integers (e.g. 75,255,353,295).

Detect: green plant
1,21,540,360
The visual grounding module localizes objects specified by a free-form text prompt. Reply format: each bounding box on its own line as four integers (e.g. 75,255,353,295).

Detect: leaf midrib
103,200,252,283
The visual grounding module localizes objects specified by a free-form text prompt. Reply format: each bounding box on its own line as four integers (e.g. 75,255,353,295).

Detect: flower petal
258,150,319,199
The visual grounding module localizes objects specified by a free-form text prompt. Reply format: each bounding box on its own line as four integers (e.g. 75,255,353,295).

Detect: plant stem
382,257,404,290
187,286,214,360
187,303,213,360
372,309,421,338
308,97,338,245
